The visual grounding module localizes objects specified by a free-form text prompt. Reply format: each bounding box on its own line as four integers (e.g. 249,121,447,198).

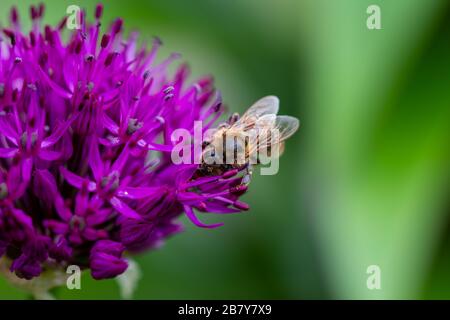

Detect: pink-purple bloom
0,4,250,281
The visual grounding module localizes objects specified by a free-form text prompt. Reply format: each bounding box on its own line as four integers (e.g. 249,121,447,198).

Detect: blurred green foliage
0,0,449,299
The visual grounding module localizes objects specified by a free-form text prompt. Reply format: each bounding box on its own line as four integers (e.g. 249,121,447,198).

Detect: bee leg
241,164,253,186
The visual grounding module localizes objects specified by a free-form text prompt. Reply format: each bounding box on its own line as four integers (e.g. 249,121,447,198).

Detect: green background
1,0,449,299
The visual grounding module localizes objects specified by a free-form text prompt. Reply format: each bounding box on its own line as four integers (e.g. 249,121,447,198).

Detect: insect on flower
0,3,301,298
199,96,299,178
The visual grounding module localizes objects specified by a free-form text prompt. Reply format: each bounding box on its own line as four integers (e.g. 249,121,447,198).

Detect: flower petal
0,114,19,144
110,197,141,220
60,166,96,191
41,116,76,149
39,149,62,161
90,240,128,280
0,148,18,158
183,205,223,229
117,186,162,199
89,139,104,182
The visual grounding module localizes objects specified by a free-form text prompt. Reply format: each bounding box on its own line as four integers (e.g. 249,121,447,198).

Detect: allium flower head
0,3,253,286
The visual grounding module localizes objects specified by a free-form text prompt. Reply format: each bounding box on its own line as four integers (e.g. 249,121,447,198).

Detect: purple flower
0,4,252,281
90,240,128,280
10,235,50,280
0,240,7,258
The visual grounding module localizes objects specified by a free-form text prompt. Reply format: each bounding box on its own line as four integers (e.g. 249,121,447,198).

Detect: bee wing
253,114,299,143
233,96,279,129
247,115,299,157
273,115,300,141
254,113,277,127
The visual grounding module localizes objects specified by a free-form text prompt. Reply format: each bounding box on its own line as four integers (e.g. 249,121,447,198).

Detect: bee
198,96,299,179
